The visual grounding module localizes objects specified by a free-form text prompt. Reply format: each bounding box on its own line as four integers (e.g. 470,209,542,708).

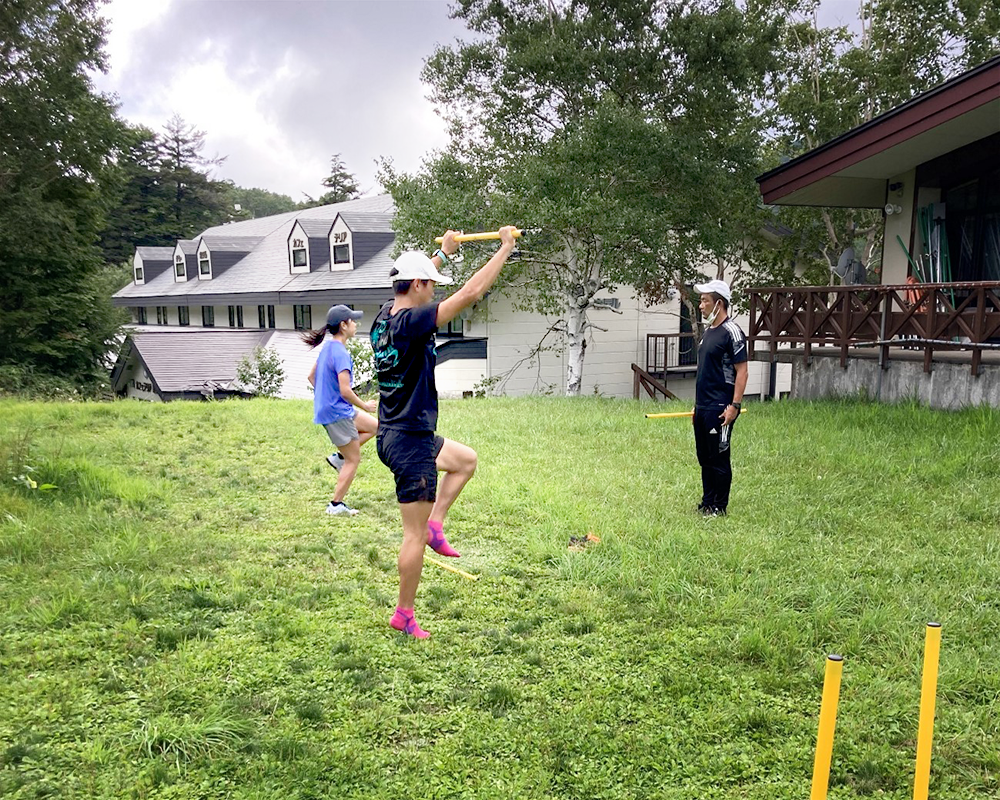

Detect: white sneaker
326,453,345,472
325,501,358,516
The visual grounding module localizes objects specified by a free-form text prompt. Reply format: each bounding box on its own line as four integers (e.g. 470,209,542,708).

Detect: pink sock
427,520,460,558
390,607,429,638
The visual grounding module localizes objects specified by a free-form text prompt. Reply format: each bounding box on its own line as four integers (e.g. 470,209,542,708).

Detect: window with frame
178,306,190,326
292,246,307,268
333,244,351,264
258,305,266,328
438,318,464,338
228,306,244,328
199,250,211,277
156,306,166,325
202,306,215,327
267,305,276,328
134,266,144,283
174,256,185,278
136,307,147,324
293,304,312,330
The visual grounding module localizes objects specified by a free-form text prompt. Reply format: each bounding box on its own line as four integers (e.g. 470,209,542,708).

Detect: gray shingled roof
129,329,271,391
199,235,264,252
296,219,333,238
282,240,396,291
136,246,174,262
199,194,395,238
337,212,395,234
115,195,399,303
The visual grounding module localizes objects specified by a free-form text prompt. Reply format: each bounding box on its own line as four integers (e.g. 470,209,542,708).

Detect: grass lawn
0,395,997,799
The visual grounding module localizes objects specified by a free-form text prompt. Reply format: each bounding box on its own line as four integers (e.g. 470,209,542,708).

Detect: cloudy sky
92,0,861,202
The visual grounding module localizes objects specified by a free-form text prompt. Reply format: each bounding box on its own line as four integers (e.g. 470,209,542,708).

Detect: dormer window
174,255,186,281
328,217,354,271
198,249,212,279
288,224,311,274
134,265,144,284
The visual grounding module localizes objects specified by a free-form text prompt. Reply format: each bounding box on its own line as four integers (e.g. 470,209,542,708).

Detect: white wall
883,168,917,284
480,287,791,400
437,359,488,398
123,362,160,402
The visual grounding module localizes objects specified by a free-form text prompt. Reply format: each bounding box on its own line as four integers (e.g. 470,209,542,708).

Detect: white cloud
93,0,462,198
92,0,865,200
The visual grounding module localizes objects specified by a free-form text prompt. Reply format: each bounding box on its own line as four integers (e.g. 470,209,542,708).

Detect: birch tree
383,0,781,395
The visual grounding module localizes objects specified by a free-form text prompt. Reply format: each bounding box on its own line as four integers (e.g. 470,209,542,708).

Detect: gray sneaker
326,453,345,472
325,501,358,516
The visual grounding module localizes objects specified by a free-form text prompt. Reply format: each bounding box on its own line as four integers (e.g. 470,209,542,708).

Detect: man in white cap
371,226,518,638
691,279,747,517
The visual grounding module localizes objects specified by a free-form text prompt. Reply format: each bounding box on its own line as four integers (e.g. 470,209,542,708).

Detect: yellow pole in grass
811,654,844,800
913,622,942,800
434,229,522,243
425,556,480,581
645,409,747,419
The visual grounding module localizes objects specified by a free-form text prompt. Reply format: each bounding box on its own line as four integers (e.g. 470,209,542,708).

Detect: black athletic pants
693,405,736,512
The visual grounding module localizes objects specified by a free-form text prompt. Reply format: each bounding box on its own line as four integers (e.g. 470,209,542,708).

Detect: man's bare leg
426,438,477,557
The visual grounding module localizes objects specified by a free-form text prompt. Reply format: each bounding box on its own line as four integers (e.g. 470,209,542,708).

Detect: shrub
236,346,285,398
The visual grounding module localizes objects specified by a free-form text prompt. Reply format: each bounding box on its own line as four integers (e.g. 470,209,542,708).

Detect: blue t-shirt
370,302,440,432
313,338,355,425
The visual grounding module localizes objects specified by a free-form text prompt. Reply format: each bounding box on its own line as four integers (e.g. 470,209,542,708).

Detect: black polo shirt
695,318,747,409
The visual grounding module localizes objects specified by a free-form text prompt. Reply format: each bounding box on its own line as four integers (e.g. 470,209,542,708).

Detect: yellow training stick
811,654,844,800
425,556,480,581
645,409,747,419
434,229,522,244
913,622,942,800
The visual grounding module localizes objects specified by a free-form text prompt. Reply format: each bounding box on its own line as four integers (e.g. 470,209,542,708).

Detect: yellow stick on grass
425,556,480,581
645,409,747,419
811,654,844,800
434,229,522,243
913,622,942,800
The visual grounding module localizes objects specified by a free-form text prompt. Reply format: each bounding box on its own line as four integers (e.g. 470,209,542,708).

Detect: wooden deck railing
748,282,1000,376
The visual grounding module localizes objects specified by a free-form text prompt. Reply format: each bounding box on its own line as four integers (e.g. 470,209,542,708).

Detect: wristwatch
433,248,450,264
729,402,741,411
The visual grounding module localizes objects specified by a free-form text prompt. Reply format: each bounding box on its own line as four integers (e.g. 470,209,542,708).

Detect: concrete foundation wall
785,356,1000,410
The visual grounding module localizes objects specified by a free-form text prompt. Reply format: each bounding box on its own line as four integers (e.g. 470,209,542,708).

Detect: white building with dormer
112,194,788,402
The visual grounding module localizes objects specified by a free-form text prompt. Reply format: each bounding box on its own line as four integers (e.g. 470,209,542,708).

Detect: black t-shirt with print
695,318,748,409
370,301,441,431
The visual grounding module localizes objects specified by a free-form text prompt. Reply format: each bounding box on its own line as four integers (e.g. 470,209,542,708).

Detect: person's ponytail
301,325,332,348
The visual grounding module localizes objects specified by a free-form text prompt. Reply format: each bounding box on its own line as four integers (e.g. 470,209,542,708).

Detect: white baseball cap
389,251,454,285
693,279,731,302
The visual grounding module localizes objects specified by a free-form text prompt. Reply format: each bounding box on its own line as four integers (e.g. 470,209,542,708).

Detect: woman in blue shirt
304,305,378,516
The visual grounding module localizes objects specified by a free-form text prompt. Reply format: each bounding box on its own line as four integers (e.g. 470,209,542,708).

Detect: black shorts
376,429,445,504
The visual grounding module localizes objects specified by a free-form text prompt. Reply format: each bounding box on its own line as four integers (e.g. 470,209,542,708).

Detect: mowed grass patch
0,395,997,799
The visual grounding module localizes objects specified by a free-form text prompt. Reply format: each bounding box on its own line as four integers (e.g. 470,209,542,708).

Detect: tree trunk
565,300,587,396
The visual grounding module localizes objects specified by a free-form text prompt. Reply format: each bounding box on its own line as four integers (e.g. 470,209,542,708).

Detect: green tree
157,114,230,239
383,0,781,394
0,0,128,384
222,184,299,220
236,346,285,398
764,0,1000,283
98,124,171,263
305,153,361,207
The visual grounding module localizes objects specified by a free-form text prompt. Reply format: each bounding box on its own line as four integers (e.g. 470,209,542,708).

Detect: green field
1,396,997,799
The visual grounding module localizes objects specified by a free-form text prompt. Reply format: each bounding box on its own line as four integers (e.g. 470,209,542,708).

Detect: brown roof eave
758,56,1000,205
